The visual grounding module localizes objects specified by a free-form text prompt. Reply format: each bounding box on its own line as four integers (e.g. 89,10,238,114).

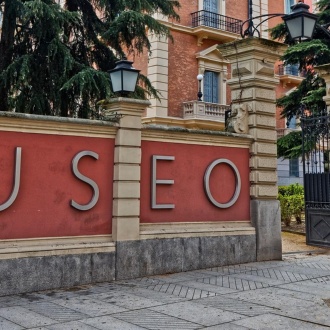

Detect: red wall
1,130,251,240
140,141,250,223
0,132,114,239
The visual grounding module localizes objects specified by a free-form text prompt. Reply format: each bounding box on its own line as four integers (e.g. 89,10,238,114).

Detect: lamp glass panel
303,16,317,39
110,71,122,92
122,70,139,92
286,16,302,39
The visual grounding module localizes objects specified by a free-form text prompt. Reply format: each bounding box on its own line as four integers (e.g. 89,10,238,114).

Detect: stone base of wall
0,252,115,296
115,235,257,280
251,200,282,261
0,234,257,296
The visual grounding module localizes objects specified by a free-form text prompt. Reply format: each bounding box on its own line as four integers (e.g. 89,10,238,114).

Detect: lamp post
283,1,318,41
197,74,203,101
241,1,323,41
109,59,140,96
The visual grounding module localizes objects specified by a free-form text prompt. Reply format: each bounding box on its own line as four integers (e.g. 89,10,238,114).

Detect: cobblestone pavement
0,252,330,329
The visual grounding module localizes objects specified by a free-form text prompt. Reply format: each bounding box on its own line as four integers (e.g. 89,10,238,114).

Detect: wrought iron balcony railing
191,10,242,34
278,64,305,77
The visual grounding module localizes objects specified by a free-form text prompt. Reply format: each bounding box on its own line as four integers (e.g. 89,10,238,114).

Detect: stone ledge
140,221,255,239
0,235,114,259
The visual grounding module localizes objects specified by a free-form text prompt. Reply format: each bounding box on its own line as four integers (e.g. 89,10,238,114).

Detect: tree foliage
0,0,180,118
270,0,330,158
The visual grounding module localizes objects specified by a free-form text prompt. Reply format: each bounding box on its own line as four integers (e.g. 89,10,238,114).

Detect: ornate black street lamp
241,0,327,41
283,2,318,41
109,59,140,95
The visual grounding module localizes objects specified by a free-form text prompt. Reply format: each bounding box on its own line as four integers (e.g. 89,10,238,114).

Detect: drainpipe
248,0,253,36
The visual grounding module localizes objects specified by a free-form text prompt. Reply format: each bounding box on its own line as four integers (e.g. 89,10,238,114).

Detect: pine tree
271,0,330,158
0,0,180,118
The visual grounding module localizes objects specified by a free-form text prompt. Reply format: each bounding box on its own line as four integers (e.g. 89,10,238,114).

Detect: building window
289,158,299,177
284,63,299,76
287,116,297,129
203,0,218,12
204,71,219,103
203,0,219,28
285,0,295,14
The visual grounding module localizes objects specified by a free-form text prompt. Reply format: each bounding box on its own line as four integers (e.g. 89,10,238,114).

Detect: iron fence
191,11,242,34
301,112,330,247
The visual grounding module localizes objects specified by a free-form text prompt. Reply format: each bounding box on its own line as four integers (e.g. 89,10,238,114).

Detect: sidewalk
0,250,330,329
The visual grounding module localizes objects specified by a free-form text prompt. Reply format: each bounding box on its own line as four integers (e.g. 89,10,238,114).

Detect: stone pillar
315,64,330,113
146,34,169,118
104,98,151,241
218,38,287,261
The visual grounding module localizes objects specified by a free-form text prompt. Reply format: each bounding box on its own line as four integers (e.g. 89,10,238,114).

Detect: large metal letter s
0,147,22,211
71,151,100,211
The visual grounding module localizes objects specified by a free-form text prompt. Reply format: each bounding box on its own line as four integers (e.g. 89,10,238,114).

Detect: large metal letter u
0,147,22,211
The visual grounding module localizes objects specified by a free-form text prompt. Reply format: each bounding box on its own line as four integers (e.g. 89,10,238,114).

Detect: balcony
191,11,242,44
183,101,230,123
277,64,305,87
277,127,300,139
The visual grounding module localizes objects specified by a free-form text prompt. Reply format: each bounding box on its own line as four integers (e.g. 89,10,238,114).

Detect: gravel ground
282,231,330,254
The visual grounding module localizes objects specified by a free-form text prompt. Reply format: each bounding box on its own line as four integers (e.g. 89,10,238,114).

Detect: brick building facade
134,0,315,185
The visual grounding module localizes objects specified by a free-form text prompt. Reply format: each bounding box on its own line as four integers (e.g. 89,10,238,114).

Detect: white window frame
199,0,225,15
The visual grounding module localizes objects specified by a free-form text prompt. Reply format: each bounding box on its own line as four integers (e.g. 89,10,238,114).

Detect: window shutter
204,71,219,103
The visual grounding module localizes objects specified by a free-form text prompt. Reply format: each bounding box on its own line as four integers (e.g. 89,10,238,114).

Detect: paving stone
117,277,168,288
144,282,218,300
232,313,330,329
83,282,127,294
296,261,330,272
257,286,325,303
275,264,330,278
0,315,24,330
46,320,100,330
1,254,330,330
241,268,318,282
198,265,260,275
0,306,57,328
277,282,330,298
176,280,239,295
276,304,330,327
119,286,188,304
81,315,152,329
202,323,250,329
100,292,166,309
145,271,209,283
195,274,272,291
112,309,201,329
51,296,128,316
224,287,318,310
22,301,88,322
196,295,279,316
150,301,244,326
0,295,27,308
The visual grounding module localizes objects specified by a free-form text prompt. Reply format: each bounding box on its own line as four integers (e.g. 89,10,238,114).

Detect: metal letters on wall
151,155,175,209
0,147,22,211
71,151,100,211
204,159,241,208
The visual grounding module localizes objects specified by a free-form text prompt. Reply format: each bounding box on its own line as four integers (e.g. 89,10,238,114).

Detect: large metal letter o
204,159,241,208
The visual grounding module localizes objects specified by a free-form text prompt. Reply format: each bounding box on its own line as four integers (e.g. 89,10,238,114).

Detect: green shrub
278,194,292,226
278,184,304,226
